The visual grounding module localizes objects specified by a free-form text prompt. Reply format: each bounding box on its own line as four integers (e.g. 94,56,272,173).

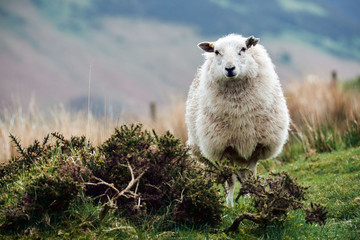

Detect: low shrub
223,171,327,232
87,124,224,227
0,124,224,235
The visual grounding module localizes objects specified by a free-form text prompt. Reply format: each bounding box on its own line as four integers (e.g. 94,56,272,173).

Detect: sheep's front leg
225,173,237,207
247,160,258,176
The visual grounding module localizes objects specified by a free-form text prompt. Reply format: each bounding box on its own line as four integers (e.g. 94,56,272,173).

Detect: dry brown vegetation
287,76,360,129
1,77,359,164
0,96,188,164
284,77,360,157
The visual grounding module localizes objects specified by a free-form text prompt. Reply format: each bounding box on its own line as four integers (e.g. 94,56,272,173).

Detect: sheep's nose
225,66,235,73
225,66,236,77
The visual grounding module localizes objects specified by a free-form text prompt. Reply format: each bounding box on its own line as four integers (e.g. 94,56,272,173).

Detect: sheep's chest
198,90,262,159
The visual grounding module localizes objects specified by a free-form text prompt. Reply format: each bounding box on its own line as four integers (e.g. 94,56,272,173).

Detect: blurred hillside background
1,0,360,115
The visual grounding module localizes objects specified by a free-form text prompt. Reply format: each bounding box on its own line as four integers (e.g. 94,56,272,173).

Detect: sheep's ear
246,36,260,49
198,42,214,52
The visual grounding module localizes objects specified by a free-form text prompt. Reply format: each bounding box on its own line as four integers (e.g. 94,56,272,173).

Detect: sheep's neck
215,76,253,97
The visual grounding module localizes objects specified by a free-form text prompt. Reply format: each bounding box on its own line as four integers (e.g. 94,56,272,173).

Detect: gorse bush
224,171,327,232
0,134,50,184
0,124,224,235
2,173,80,231
89,124,224,227
170,168,223,226
0,133,94,232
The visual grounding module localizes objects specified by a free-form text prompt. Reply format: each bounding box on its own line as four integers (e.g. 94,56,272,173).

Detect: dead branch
223,213,265,232
86,176,120,195
109,164,149,203
85,161,149,208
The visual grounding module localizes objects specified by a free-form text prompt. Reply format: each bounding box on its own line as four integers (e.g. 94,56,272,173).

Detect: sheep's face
198,34,259,79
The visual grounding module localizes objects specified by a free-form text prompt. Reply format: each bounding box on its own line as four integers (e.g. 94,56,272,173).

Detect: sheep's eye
239,47,246,55
215,50,220,56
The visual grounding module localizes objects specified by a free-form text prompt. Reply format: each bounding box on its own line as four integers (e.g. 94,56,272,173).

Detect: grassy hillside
30,0,360,60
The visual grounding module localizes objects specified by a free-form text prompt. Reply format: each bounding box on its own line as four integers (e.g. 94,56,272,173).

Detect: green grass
268,147,360,240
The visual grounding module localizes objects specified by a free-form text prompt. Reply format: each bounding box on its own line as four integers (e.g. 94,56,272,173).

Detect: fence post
150,101,157,122
331,70,337,86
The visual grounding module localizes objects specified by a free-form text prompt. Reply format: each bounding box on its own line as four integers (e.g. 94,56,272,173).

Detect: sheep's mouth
225,72,237,78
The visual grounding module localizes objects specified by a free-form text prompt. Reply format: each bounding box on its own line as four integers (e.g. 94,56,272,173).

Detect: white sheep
185,34,290,206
